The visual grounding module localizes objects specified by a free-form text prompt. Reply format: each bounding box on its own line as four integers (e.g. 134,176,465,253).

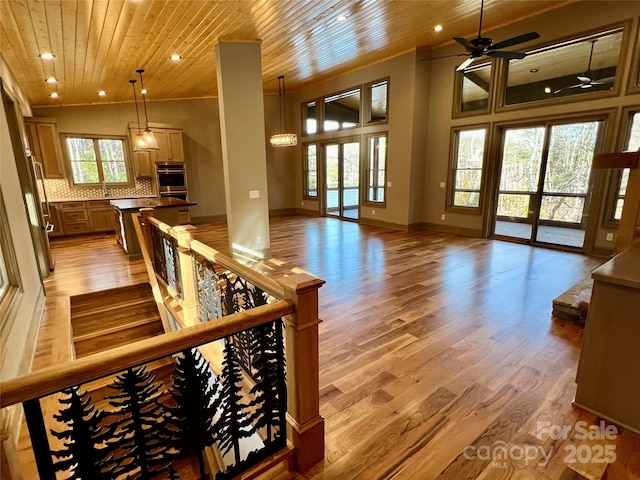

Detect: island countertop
110,197,196,211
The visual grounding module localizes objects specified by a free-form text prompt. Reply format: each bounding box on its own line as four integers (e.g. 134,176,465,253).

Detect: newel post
138,207,156,258
277,272,326,472
173,226,198,326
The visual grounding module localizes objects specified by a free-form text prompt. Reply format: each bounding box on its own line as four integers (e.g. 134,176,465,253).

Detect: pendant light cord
278,75,286,133
137,69,151,129
129,79,142,134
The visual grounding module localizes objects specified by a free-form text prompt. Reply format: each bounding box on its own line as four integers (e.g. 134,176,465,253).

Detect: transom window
448,127,488,210
63,135,131,186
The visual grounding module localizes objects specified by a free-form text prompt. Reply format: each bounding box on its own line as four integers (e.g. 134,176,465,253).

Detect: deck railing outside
0,209,325,479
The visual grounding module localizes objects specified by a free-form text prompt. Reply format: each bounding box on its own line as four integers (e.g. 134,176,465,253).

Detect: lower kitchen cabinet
54,200,115,236
87,200,115,232
48,203,64,237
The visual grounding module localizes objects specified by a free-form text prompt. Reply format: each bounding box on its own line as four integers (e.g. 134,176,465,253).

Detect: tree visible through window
365,133,387,204
303,144,318,199
615,112,640,220
64,136,129,186
450,127,487,209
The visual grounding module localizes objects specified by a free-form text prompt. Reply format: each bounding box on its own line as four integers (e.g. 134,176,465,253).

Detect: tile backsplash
44,178,154,201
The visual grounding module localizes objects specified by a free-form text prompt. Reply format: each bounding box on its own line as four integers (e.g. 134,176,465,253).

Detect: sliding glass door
324,140,360,220
493,120,601,249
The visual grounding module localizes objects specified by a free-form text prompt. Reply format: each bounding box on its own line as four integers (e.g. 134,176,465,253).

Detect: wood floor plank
18,216,639,480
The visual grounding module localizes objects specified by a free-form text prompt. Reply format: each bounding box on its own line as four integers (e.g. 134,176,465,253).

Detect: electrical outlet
372,209,375,215
249,190,259,199
441,214,446,220
387,181,392,187
606,233,614,242
301,201,304,206
256,235,262,244
439,181,446,188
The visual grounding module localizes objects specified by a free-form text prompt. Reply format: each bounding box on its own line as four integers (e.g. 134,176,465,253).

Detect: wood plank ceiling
0,0,574,108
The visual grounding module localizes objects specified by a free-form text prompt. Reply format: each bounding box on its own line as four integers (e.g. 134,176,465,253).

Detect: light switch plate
249,190,260,199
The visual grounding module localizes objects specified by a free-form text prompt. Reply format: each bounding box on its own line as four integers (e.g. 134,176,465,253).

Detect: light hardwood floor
36,216,640,480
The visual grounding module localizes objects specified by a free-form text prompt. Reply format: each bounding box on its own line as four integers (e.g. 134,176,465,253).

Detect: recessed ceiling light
530,68,539,73
336,13,348,22
434,25,444,32
170,54,182,61
49,92,59,98
45,77,57,83
98,90,107,97
40,52,55,60
141,88,148,95
544,87,552,94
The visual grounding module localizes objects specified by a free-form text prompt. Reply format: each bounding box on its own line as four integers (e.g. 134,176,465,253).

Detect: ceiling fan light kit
553,39,615,95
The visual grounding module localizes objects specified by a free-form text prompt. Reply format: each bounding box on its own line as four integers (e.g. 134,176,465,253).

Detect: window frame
447,124,490,214
301,99,319,137
626,26,640,95
323,87,362,133
363,78,390,125
602,107,640,228
61,133,133,188
0,189,23,343
496,22,631,112
302,142,319,200
363,132,388,207
452,60,494,118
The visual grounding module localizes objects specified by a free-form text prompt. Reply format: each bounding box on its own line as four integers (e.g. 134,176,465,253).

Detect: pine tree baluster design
163,349,219,480
214,340,255,475
151,225,168,284
194,257,223,322
50,386,113,479
247,319,287,450
103,366,172,479
162,234,181,297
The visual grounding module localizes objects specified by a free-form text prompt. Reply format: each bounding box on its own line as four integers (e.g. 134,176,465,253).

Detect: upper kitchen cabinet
127,125,185,177
25,118,65,178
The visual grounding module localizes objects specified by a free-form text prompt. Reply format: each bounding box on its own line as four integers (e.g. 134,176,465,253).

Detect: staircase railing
0,209,325,479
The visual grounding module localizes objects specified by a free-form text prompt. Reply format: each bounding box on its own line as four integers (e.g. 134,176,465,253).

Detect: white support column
215,40,271,260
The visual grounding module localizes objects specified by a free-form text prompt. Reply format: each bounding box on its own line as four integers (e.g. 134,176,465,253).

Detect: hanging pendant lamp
270,75,297,147
130,79,147,152
136,69,159,150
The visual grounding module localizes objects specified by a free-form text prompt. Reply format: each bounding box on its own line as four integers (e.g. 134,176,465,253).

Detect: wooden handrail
189,240,287,299
0,300,294,409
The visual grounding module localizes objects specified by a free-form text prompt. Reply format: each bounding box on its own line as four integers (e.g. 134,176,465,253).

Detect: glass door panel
534,121,599,248
494,127,545,240
325,144,340,217
323,141,360,220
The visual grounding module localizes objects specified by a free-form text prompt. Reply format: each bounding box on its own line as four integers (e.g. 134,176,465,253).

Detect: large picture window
303,143,318,199
448,127,488,211
364,133,387,205
63,135,131,187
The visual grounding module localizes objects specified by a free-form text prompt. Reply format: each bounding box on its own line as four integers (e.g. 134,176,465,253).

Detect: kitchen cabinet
87,200,115,232
25,119,65,178
56,200,115,235
128,126,185,178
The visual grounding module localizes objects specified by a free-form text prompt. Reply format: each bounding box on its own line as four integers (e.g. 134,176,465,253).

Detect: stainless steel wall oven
156,163,187,200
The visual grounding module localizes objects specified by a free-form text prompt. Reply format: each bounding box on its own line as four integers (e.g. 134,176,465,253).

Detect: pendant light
136,69,159,150
270,75,297,147
130,79,147,152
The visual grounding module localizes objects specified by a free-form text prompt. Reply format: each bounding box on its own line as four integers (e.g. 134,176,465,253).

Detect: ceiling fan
429,0,540,71
553,39,615,94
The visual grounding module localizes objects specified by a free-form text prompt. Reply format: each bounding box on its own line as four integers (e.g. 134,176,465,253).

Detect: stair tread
73,314,162,342
72,301,160,336
71,283,153,313
74,320,165,358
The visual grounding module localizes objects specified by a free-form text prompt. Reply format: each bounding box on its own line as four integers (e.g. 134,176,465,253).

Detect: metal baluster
23,398,56,480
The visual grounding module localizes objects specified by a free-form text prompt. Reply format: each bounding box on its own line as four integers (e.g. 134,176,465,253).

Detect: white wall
0,82,44,381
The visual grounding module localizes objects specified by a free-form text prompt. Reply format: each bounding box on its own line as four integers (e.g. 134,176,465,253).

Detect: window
365,79,389,124
324,88,361,131
605,111,640,225
448,127,488,211
364,133,387,205
303,101,317,135
503,27,624,107
454,61,492,115
63,134,131,187
0,189,22,336
303,143,318,199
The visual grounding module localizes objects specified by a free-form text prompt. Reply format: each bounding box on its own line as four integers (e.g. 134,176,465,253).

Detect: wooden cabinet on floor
25,119,65,178
55,200,115,235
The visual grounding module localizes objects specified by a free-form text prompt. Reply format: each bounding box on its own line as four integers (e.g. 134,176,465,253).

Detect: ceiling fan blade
487,50,526,60
490,31,540,50
456,57,475,71
419,53,469,62
454,37,476,51
577,75,591,83
591,77,615,85
554,83,583,94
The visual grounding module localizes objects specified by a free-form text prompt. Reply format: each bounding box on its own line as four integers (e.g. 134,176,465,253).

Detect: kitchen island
111,197,196,261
